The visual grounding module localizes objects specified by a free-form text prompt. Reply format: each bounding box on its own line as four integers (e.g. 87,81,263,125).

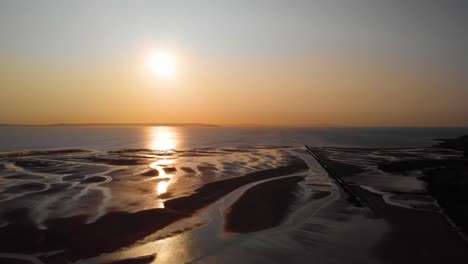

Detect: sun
146,51,177,78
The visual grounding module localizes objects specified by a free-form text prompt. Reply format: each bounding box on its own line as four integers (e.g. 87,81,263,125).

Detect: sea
0,126,467,152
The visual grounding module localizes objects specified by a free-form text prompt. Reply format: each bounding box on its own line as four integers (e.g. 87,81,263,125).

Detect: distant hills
0,123,220,127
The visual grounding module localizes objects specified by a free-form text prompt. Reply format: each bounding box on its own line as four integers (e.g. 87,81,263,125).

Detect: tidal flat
0,137,468,263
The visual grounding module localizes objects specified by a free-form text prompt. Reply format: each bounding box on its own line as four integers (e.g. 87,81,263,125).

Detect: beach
0,128,468,263
309,135,468,263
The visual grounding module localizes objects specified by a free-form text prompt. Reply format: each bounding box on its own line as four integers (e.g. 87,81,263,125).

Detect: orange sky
1,1,467,126
1,55,466,126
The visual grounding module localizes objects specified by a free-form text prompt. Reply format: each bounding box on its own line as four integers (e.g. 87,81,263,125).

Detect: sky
1,0,467,126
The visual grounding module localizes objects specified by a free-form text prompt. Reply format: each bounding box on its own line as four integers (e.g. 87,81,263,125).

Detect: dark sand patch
378,159,464,174
4,182,47,193
306,183,331,187
435,135,468,154
12,160,52,168
0,258,33,264
81,176,107,184
107,149,152,154
329,162,364,176
86,157,144,166
180,167,196,173
162,167,177,173
225,176,303,233
140,169,159,176
116,155,155,160
158,192,173,199
62,174,85,182
107,169,129,177
221,148,253,152
423,164,468,233
0,209,188,261
307,150,364,177
176,149,227,157
177,153,217,157
0,149,91,158
164,161,308,213
106,254,156,264
196,165,217,172
308,190,332,201
4,174,44,180
38,183,71,195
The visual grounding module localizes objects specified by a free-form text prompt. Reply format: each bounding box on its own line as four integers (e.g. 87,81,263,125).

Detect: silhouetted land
0,123,219,127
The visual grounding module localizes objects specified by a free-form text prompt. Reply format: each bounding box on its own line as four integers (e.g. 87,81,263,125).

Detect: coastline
308,136,468,263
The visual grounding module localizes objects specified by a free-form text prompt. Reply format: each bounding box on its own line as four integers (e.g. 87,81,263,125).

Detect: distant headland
0,123,220,127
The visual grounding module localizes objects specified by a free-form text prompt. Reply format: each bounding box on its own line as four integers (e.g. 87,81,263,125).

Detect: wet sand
382,136,468,234
225,176,304,233
0,148,308,262
351,185,468,263
164,161,308,213
0,149,92,158
309,136,468,263
0,208,188,262
107,254,156,264
2,139,468,264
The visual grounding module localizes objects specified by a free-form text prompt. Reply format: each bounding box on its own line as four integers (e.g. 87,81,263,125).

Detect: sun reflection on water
150,159,175,167
148,126,178,153
147,127,180,199
157,181,169,194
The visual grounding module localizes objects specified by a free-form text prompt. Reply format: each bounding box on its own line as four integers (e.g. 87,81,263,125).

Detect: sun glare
147,51,177,78
148,126,178,152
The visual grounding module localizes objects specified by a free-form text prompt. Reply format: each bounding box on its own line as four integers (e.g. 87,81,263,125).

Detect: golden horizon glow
1,58,467,127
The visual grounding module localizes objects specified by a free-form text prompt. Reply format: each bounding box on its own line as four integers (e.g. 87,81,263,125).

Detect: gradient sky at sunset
1,0,467,126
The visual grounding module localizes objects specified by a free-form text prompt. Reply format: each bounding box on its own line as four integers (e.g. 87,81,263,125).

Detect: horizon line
0,123,467,128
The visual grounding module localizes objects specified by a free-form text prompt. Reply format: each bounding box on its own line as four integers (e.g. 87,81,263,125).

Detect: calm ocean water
0,126,467,152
